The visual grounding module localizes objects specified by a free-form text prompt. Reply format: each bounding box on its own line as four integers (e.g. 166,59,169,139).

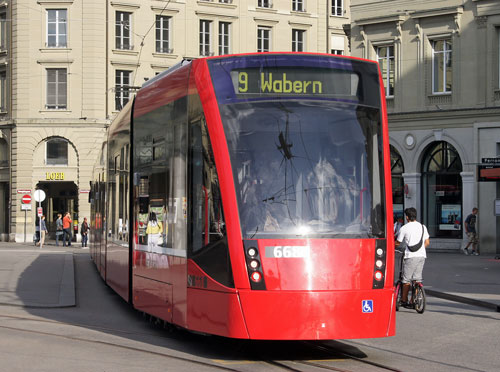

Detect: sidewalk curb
426,289,500,313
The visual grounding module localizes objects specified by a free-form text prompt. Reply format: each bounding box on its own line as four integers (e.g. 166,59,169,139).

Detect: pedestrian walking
81,217,89,247
462,207,479,255
55,213,63,246
395,207,430,308
63,212,72,247
36,215,48,249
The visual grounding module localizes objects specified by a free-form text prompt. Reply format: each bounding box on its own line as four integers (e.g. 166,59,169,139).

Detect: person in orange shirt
63,212,72,246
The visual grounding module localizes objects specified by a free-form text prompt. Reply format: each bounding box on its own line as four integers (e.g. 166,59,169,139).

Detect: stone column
461,172,475,245
402,173,421,218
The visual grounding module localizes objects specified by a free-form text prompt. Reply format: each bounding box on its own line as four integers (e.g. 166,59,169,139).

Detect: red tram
90,53,396,340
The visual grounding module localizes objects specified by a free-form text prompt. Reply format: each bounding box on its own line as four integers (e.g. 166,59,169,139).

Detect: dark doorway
35,181,79,239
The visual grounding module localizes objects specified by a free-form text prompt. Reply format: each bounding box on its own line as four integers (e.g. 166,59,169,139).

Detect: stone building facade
1,0,351,242
351,0,500,254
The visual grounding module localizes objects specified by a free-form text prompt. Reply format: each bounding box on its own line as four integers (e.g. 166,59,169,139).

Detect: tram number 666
265,246,310,258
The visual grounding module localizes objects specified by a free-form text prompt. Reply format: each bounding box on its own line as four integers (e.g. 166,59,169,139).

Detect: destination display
230,67,360,97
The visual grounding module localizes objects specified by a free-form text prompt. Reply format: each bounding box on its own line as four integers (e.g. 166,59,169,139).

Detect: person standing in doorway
63,212,72,246
55,213,63,246
81,217,89,248
36,215,48,248
462,207,479,255
40,215,48,248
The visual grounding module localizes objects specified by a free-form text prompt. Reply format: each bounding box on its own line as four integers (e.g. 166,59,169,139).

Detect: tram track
0,317,240,372
257,342,403,372
0,313,402,372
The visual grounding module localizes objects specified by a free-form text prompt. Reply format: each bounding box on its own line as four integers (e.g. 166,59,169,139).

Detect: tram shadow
18,250,367,364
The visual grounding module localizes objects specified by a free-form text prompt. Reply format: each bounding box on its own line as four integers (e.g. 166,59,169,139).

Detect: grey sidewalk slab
0,245,75,308
423,252,500,312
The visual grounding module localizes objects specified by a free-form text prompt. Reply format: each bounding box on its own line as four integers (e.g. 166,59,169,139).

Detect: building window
292,0,304,12
200,20,212,56
156,15,171,54
46,138,68,166
390,145,404,223
330,34,344,55
258,0,272,8
219,22,231,55
46,68,67,110
421,141,462,239
498,28,500,89
292,29,305,52
332,0,343,16
116,11,132,50
115,70,131,111
432,39,452,94
47,9,67,48
377,45,395,97
0,71,5,112
257,27,271,52
0,12,6,50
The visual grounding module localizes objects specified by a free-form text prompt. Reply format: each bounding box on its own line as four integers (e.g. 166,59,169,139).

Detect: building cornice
356,14,406,27
389,106,500,123
410,6,463,20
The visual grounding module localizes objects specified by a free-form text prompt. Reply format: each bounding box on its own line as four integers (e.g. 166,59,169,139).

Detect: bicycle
394,248,426,314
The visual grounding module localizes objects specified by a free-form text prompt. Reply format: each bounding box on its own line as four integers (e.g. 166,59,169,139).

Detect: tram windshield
219,100,385,239
209,54,385,239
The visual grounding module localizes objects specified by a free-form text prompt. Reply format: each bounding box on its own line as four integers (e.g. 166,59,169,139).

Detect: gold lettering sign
46,172,65,181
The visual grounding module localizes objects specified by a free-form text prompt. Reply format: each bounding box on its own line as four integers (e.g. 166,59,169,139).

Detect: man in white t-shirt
395,207,430,308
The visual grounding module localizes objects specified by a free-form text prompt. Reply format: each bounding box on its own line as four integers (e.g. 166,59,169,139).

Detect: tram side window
189,117,225,253
109,147,130,242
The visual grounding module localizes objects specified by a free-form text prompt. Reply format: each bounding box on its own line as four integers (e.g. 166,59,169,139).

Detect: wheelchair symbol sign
362,300,373,313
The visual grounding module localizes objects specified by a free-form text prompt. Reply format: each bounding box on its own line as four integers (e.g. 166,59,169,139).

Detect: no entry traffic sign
21,194,31,204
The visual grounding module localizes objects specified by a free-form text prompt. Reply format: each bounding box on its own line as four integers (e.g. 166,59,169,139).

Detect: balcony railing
116,43,134,50
156,47,173,54
45,42,68,48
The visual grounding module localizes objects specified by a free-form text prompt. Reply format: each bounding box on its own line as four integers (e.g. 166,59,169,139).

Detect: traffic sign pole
34,190,46,247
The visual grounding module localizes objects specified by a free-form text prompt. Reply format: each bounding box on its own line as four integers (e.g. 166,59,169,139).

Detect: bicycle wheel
414,285,426,314
395,282,402,311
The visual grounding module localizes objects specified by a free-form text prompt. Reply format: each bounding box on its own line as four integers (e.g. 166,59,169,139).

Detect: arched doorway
390,145,404,221
36,181,79,240
421,141,462,238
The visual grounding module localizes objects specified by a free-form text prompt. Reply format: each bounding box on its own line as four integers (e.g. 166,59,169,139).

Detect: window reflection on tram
220,101,384,239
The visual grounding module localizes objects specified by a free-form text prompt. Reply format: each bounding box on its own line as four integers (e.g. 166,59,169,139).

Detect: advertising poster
393,204,404,221
439,204,461,230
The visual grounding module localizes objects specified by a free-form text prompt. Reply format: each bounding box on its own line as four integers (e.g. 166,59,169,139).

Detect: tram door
36,181,78,240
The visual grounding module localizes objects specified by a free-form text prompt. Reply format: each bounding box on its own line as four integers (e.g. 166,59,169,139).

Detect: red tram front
91,53,396,340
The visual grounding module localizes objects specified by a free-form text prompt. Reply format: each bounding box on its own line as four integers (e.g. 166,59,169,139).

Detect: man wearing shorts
395,207,430,308
462,208,479,255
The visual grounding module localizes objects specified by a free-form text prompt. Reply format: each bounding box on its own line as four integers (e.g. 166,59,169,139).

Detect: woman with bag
146,212,162,253
36,215,48,249
55,214,63,246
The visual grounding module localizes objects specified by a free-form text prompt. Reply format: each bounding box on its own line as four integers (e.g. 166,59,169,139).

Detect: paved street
0,242,499,371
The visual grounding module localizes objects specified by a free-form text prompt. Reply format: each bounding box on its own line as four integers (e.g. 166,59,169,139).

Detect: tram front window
219,101,384,239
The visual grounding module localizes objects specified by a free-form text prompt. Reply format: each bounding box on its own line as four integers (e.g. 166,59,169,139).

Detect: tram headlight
374,271,384,281
375,259,383,268
249,260,259,269
247,247,257,257
376,248,384,257
250,271,262,283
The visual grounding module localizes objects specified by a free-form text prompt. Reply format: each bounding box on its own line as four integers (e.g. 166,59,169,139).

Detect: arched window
421,141,462,238
390,145,404,221
46,138,68,165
